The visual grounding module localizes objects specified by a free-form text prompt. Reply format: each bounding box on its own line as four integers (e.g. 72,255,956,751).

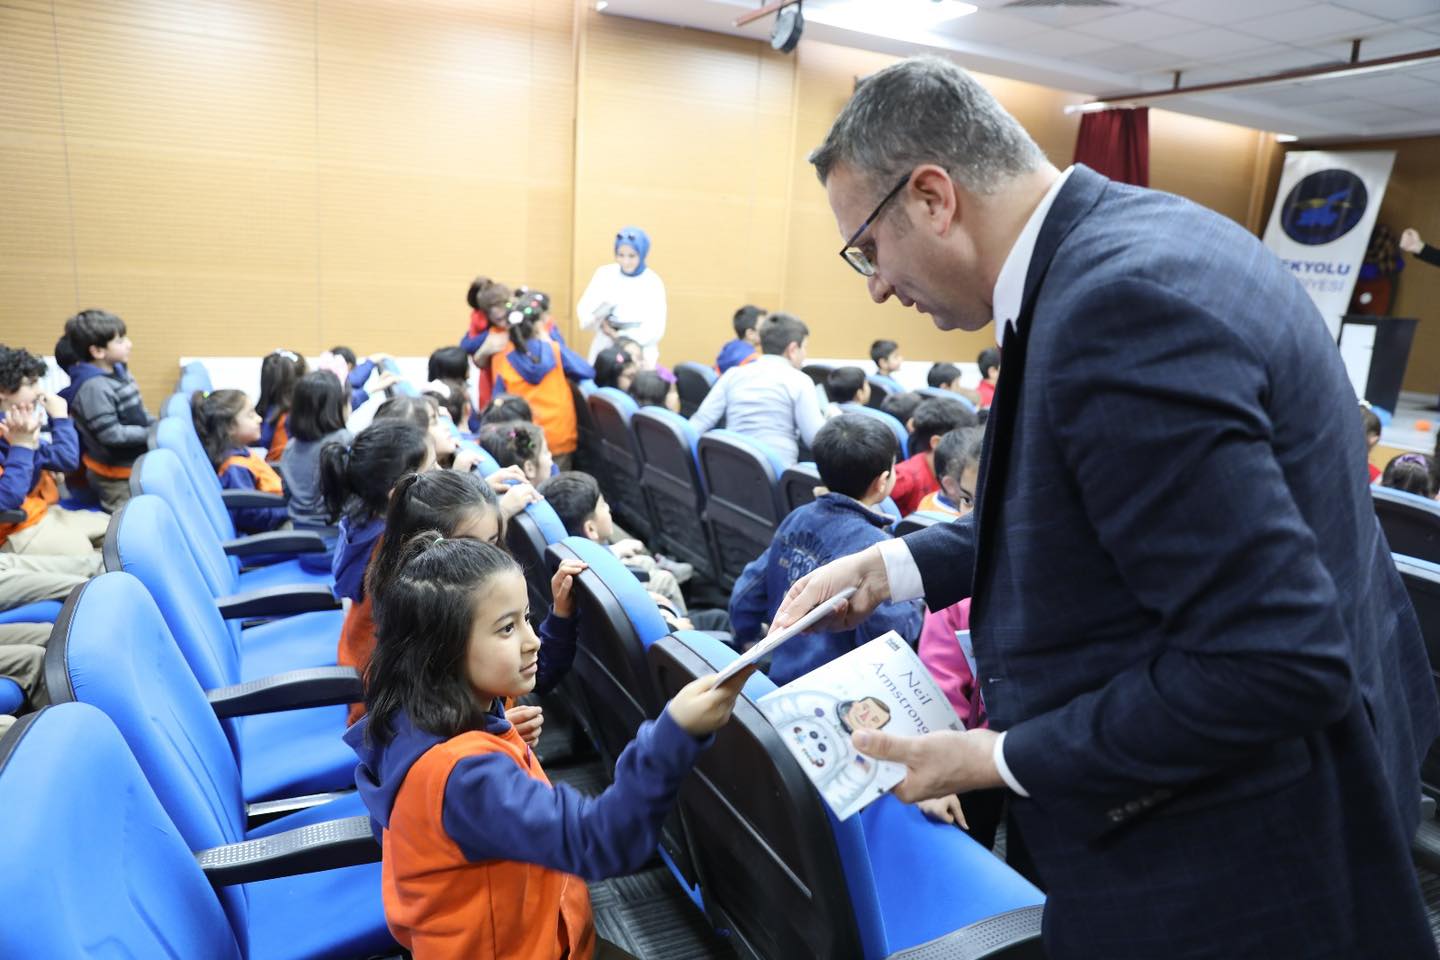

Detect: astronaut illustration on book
765,690,894,818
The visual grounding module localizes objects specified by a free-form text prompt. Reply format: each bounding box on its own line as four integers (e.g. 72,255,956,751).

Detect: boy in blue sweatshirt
715,304,765,373
729,413,923,685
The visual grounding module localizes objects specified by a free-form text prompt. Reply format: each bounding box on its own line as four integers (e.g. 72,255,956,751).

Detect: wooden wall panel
1148,109,1267,227
1368,135,1440,395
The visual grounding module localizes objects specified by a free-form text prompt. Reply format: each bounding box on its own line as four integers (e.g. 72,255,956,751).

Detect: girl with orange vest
345,535,751,960
482,291,594,470
190,390,289,534
256,349,307,463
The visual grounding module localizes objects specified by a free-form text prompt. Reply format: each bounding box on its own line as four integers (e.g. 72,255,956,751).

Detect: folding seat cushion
0,679,21,715
697,430,787,585
648,631,1045,960
587,387,653,540
48,571,357,805
674,361,717,418
780,461,822,514
0,702,390,960
1374,486,1440,565
631,407,716,579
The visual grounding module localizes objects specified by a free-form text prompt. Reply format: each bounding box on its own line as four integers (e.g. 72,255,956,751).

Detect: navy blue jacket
902,166,1440,958
0,418,80,510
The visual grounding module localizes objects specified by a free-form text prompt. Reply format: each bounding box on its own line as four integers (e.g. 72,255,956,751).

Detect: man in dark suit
775,56,1440,959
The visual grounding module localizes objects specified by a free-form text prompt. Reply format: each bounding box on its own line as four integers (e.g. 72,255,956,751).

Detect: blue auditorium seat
648,631,1045,960
866,375,897,408
780,461,821,514
577,378,597,397
674,361,717,418
841,403,910,458
632,407,717,581
0,600,61,625
0,702,389,960
0,679,21,715
506,498,570,615
801,363,835,386
587,387,654,540
379,357,419,396
178,360,212,394
48,570,359,805
1396,554,1440,803
894,510,956,536
1374,486,1440,565
697,430,787,587
163,390,193,420
915,386,978,413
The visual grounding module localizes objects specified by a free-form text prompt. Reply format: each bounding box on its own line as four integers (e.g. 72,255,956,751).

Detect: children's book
710,587,856,686
757,632,961,820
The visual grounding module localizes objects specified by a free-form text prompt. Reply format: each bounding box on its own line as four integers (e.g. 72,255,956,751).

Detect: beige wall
3,0,1271,404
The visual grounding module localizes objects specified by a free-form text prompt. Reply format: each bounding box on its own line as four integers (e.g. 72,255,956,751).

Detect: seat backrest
697,431,786,584
163,391,193,420
44,573,250,943
801,363,834,386
153,416,237,543
586,388,651,538
780,462,821,514
674,362,716,418
178,361,213,394
460,438,502,476
1396,553,1440,795
545,536,669,770
646,632,865,959
865,376,894,408
1374,486,1440,564
894,510,954,536
506,499,570,616
915,386,978,413
631,408,714,578
0,704,241,959
841,404,909,458
130,449,240,597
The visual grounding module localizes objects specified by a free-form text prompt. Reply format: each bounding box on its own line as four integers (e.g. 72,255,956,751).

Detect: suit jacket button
1108,808,1125,823
1125,800,1143,815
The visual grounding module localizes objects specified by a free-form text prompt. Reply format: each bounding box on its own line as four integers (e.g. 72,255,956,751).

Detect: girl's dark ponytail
318,440,352,523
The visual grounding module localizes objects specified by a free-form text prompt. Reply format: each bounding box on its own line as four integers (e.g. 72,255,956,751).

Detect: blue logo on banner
1280,169,1367,245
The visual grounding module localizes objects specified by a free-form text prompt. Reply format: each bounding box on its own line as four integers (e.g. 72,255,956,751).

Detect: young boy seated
538,470,690,608
690,313,824,467
716,304,766,373
729,414,923,686
891,395,977,515
928,362,982,408
824,366,870,410
60,310,155,513
870,339,904,390
880,389,922,428
0,346,108,557
975,348,1000,409
917,427,982,516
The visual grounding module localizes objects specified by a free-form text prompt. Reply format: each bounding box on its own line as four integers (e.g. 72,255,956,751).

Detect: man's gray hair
810,56,1046,196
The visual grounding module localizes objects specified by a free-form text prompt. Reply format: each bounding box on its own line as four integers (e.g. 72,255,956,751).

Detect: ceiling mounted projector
771,3,803,53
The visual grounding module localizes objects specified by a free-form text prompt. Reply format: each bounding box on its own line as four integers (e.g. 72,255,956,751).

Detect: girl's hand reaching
666,668,755,736
486,465,529,492
499,482,543,520
550,559,588,618
506,704,544,748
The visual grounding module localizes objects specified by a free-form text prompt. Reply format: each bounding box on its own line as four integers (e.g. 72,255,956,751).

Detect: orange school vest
0,471,59,546
82,453,131,480
492,344,578,456
218,452,284,494
265,412,290,463
383,728,596,960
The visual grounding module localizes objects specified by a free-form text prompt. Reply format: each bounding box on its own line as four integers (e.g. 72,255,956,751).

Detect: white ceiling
598,0,1440,141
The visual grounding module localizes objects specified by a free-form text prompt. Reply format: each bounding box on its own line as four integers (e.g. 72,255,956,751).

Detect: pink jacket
917,599,986,729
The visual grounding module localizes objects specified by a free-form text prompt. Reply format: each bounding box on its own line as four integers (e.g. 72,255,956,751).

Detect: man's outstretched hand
771,545,892,633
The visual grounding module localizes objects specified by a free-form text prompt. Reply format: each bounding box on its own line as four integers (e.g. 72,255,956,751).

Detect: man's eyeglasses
839,173,912,277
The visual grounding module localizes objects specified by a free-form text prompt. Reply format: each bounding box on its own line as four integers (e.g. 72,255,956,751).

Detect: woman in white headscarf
576,225,667,367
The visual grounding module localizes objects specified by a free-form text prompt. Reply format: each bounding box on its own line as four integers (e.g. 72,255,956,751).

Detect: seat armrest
885,905,1045,960
246,790,356,822
221,529,328,557
220,488,287,509
196,815,379,885
206,666,362,718
0,508,25,524
216,583,341,619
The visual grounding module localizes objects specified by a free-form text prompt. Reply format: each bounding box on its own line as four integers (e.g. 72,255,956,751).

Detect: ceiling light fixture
808,0,977,40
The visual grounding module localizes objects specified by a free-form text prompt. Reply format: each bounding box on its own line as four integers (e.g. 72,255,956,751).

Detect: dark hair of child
733,305,765,339
503,291,551,353
811,414,897,500
1360,405,1380,440
825,366,868,405
365,535,522,745
880,390,922,427
760,313,808,356
375,394,436,433
189,389,250,468
927,362,961,389
0,347,46,394
53,335,79,374
256,349,308,424
330,345,358,368
870,339,899,366
976,348,1001,380
933,427,982,484
428,346,470,383
910,396,977,454
467,276,512,320
64,309,127,361
289,371,349,442
1383,453,1436,499
536,471,602,538
320,419,431,526
628,370,670,408
366,470,502,608
478,421,545,472
593,347,636,391
427,379,468,426
481,394,533,426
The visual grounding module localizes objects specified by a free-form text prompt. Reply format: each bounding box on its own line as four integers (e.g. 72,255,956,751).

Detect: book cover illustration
756,631,962,820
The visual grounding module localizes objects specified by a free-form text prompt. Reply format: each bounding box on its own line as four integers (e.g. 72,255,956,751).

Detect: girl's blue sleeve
460,330,488,354
36,419,80,473
0,446,35,511
535,612,578,695
560,345,595,382
348,359,376,390
218,464,289,534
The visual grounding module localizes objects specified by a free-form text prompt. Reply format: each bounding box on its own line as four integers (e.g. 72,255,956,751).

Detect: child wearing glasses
917,427,982,517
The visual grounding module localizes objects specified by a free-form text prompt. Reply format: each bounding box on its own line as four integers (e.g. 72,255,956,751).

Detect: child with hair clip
592,346,637,392
478,420,553,485
345,534,750,960
190,389,289,534
322,419,435,691
460,276,513,418
1382,452,1436,499
481,394,532,427
350,469,569,729
256,349,308,462
481,291,594,470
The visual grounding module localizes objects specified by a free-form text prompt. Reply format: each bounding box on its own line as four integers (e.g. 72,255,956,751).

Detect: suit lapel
971,166,1110,599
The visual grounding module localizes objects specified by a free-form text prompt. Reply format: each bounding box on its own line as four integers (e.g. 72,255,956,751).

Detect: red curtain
1073,107,1149,187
